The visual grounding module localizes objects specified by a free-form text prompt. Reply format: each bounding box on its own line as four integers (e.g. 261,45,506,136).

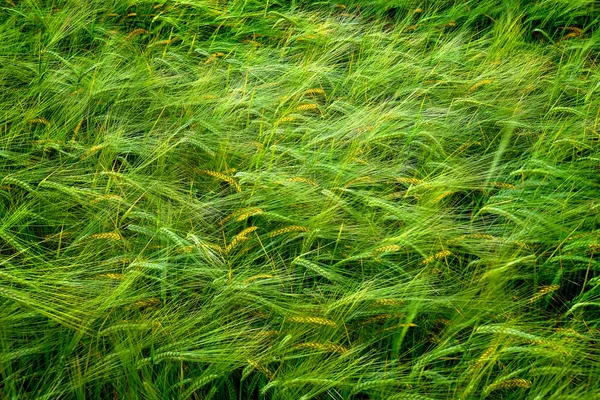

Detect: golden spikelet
201,243,223,252
436,250,452,259
381,323,417,331
396,177,422,185
355,125,375,133
297,34,318,41
177,246,194,254
225,227,258,253
275,116,296,124
490,182,516,189
554,328,585,339
74,117,84,136
235,208,264,222
33,139,63,146
373,244,401,254
237,226,258,238
352,157,370,165
414,7,422,12
561,32,580,41
470,344,497,373
99,273,125,280
243,39,261,46
513,241,533,250
565,26,583,35
456,141,475,153
28,118,50,126
295,342,347,353
303,88,326,96
447,20,456,27
82,144,105,159
128,298,160,309
468,79,493,93
225,236,248,253
433,191,454,203
528,285,560,303
200,170,242,192
345,176,375,186
153,3,164,9
373,298,404,306
288,177,318,186
256,330,279,337
421,250,451,265
587,243,600,253
126,28,149,39
287,316,337,327
268,225,310,238
421,253,436,265
219,208,248,226
153,38,177,46
296,103,319,112
455,233,497,242
90,194,123,204
485,378,531,392
204,52,225,64
566,233,589,241
90,232,122,241
537,339,572,356
243,274,274,284
247,360,273,378
106,13,119,17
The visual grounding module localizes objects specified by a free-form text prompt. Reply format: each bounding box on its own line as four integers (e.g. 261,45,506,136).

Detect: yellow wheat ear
97,273,125,280
396,177,422,185
373,244,401,254
243,274,274,284
484,378,531,393
287,316,337,327
128,298,160,309
303,88,326,97
268,225,310,238
247,360,273,378
372,298,404,306
89,232,123,241
275,116,296,125
295,342,347,353
200,170,242,192
296,103,319,112
490,182,516,189
469,79,493,93
90,194,123,204
421,250,451,265
235,208,263,222
28,118,50,126
225,226,258,253
126,28,149,39
528,285,560,303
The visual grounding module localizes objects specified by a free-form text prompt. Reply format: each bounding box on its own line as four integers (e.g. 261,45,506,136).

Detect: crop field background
1,0,600,399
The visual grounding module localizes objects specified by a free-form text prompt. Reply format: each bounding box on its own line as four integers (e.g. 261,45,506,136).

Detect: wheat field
1,0,599,399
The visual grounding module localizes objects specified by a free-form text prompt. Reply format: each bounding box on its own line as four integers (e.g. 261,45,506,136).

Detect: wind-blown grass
1,0,599,399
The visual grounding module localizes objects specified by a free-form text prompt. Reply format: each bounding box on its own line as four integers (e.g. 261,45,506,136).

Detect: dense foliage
1,0,599,398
